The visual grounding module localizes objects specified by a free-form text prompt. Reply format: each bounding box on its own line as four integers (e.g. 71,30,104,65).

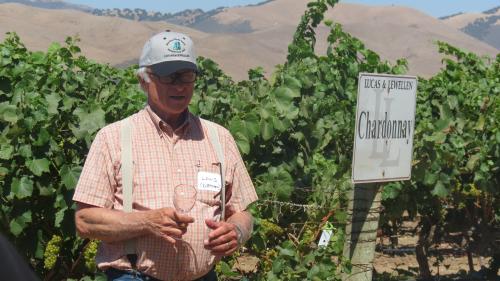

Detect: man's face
143,69,196,117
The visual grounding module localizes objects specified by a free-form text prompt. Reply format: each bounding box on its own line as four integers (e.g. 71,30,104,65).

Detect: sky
65,0,500,18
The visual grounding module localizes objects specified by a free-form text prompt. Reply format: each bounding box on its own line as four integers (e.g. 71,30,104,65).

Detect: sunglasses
148,70,197,84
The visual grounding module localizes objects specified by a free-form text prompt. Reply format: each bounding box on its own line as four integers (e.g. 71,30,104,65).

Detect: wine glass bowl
173,184,197,214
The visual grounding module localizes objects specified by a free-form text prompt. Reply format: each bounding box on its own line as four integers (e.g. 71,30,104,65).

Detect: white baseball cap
139,30,198,76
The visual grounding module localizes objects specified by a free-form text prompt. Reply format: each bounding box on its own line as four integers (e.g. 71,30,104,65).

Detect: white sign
352,73,417,183
318,229,333,247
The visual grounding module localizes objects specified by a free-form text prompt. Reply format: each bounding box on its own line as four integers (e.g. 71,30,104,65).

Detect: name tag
197,171,222,192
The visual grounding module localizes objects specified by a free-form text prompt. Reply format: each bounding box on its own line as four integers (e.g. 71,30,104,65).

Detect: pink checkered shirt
73,107,258,281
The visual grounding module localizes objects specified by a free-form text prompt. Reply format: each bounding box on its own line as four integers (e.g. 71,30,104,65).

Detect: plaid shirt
73,107,258,281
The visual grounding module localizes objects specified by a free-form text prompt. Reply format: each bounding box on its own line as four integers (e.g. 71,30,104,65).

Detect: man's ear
138,76,148,92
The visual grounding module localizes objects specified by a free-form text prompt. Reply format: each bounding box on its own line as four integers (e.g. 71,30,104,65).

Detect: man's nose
171,82,190,91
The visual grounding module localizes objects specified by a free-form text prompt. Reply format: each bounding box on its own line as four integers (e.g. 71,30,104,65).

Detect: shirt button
177,169,182,173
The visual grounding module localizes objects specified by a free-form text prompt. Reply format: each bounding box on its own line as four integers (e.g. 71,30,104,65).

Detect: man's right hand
146,208,195,243
75,203,195,244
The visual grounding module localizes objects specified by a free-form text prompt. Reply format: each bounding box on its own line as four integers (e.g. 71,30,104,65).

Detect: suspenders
120,117,226,256
204,119,226,223
120,117,136,255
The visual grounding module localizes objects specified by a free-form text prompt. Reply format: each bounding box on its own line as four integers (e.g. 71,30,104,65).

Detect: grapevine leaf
261,120,274,141
33,128,51,146
260,107,271,120
272,116,287,132
219,261,239,277
54,206,68,228
434,119,451,132
279,247,296,257
447,95,458,109
18,145,32,158
35,232,45,259
9,211,32,237
0,167,8,180
284,75,302,90
334,210,348,222
431,181,449,198
71,107,106,139
473,116,485,131
274,86,300,101
0,102,18,123
60,165,82,190
234,132,250,155
45,92,61,115
0,143,14,160
423,172,438,186
466,154,480,171
26,158,51,176
382,183,402,200
245,114,260,139
11,177,34,199
9,219,23,237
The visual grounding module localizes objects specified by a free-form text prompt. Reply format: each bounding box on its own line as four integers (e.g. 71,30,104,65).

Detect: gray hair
136,67,151,83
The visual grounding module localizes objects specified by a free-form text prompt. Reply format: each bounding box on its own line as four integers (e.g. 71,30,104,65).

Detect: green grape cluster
260,219,284,236
83,240,99,272
44,235,62,270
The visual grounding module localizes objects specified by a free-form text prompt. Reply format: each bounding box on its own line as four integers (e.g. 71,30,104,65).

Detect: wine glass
172,184,197,271
173,184,197,214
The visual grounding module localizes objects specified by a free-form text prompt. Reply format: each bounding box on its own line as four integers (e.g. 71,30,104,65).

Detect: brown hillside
0,3,205,66
0,2,498,81
207,0,498,78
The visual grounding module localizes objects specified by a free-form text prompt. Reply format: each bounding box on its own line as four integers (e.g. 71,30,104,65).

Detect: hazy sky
65,0,499,18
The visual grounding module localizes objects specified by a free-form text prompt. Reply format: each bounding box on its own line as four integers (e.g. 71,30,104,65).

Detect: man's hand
204,219,239,257
147,208,195,244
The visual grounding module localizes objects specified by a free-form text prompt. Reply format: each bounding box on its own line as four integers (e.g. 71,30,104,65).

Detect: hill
442,6,500,50
0,0,92,11
197,0,498,78
0,1,498,80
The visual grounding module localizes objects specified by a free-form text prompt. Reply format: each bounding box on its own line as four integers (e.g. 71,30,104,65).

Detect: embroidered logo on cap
167,39,186,53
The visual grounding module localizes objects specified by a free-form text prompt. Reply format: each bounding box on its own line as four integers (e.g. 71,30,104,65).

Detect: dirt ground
235,219,498,280
373,233,493,279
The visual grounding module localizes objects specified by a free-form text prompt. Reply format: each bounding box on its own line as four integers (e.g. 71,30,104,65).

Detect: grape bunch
44,235,62,270
83,240,99,272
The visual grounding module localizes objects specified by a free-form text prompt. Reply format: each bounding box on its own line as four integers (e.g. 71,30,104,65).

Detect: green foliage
0,0,498,280
0,33,145,279
381,42,499,264
193,1,408,279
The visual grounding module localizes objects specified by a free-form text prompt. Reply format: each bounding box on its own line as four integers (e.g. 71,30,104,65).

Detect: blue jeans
105,267,218,281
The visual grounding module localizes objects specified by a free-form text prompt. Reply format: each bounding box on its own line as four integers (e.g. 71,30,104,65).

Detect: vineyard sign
352,73,417,183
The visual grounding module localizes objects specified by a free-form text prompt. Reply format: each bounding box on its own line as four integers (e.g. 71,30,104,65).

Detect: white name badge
197,171,222,192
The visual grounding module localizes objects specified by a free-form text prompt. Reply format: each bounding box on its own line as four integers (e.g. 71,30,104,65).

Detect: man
73,31,258,281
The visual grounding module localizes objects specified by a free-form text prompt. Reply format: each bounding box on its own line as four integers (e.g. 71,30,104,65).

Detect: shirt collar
145,106,192,137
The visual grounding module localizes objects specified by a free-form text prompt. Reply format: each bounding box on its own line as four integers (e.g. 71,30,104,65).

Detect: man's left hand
204,219,239,257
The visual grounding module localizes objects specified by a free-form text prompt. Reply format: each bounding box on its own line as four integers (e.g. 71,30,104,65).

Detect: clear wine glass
172,184,197,271
173,184,197,214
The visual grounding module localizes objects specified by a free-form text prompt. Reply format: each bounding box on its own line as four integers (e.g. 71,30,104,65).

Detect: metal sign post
343,73,417,281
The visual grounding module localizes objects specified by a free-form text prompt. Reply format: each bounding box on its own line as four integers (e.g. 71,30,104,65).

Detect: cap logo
167,39,186,53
